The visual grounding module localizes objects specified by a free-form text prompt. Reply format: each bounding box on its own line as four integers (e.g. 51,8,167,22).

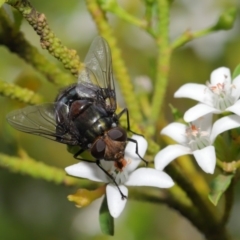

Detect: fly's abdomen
69,100,114,143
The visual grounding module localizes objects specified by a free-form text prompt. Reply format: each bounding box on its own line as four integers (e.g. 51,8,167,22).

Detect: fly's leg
74,150,127,200
127,137,148,166
117,108,148,166
74,148,95,162
117,108,143,136
96,160,127,200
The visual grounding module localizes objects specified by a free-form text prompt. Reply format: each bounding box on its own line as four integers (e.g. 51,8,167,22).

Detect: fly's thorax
55,83,78,104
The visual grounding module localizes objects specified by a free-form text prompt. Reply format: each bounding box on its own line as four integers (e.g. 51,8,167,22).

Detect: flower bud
67,186,106,208
214,8,237,30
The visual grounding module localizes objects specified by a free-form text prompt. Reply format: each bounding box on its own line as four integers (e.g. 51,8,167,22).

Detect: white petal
193,113,213,133
125,168,174,188
184,104,220,122
161,122,187,144
226,100,240,116
65,162,108,183
232,75,240,99
125,135,148,172
193,146,216,174
154,145,191,170
106,184,128,218
210,115,240,143
174,83,207,102
210,67,231,85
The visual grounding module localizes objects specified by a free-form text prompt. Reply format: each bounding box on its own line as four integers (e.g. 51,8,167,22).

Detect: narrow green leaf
99,196,114,236
208,173,234,206
232,64,240,79
169,104,183,121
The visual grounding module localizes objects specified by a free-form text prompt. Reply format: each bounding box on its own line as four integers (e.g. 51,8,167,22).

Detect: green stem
172,7,237,50
100,0,147,28
139,93,151,119
0,79,43,104
149,0,171,132
99,0,156,37
144,0,155,35
5,0,83,77
0,152,90,187
86,0,143,123
172,27,214,49
166,163,218,219
130,187,209,234
0,8,74,86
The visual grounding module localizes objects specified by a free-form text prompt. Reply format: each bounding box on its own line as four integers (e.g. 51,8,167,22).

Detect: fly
6,36,147,199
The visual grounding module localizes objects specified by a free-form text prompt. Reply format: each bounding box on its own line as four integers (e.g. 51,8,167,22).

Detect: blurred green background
1,0,240,239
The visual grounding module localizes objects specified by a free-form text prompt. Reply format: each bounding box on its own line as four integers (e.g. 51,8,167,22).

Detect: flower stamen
185,124,210,151
206,80,235,111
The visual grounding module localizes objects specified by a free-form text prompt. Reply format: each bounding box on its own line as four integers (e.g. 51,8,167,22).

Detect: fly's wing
6,103,78,145
77,36,116,112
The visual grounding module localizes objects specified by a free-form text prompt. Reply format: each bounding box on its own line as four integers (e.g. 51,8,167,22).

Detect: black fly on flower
6,36,147,199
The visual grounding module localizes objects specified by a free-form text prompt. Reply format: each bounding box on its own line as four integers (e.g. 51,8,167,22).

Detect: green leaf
169,104,183,121
208,173,234,206
99,196,114,236
232,64,240,79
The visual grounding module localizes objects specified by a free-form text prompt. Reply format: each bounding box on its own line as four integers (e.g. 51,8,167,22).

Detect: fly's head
90,127,127,162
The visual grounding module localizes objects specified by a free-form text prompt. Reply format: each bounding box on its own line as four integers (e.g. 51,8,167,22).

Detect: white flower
174,67,240,122
154,114,240,174
65,135,174,218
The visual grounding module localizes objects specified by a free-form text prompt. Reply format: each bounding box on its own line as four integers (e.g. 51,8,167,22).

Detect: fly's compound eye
108,127,127,142
91,139,106,159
